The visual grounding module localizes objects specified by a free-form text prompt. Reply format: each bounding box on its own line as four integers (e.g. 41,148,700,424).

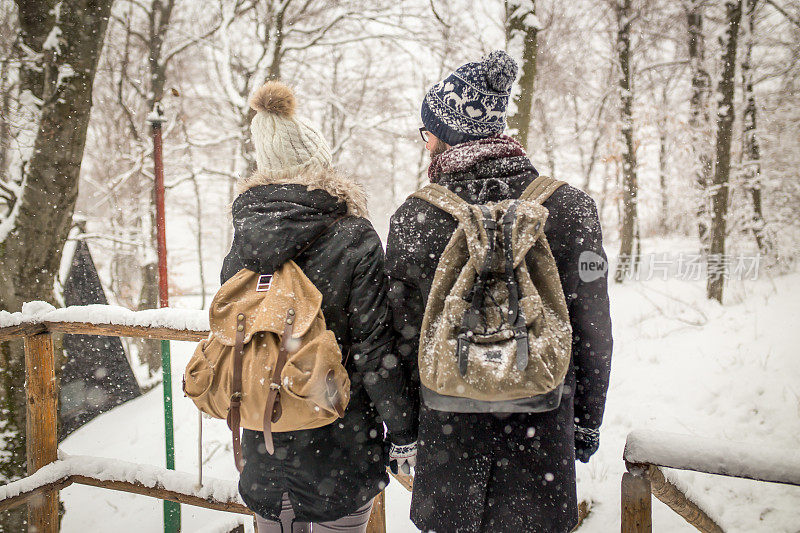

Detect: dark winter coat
221,170,416,523
386,155,613,533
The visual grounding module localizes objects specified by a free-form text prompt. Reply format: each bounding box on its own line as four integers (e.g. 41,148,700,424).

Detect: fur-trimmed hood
237,167,368,218
222,169,370,281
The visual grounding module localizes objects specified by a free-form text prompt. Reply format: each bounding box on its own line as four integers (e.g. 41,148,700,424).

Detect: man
385,50,613,532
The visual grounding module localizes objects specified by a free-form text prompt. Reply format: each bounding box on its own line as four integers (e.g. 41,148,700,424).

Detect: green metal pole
161,339,180,532
150,103,181,533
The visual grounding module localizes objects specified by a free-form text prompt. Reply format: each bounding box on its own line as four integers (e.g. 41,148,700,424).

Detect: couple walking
222,50,613,533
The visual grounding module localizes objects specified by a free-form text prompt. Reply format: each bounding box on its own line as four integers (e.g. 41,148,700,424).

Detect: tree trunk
707,0,743,303
180,118,207,309
137,257,162,375
237,4,285,178
687,0,713,254
0,0,113,529
536,99,557,175
146,0,174,113
741,0,772,256
658,127,668,234
0,337,26,530
505,0,538,150
581,93,610,193
226,145,237,251
614,0,639,283
658,86,669,234
571,95,586,180
582,58,614,193
137,0,177,376
0,58,11,179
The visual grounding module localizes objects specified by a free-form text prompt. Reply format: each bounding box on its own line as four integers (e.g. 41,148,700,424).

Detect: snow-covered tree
0,0,113,529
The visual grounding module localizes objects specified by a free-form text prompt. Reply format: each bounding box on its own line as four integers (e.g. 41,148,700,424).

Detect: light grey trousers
255,493,373,533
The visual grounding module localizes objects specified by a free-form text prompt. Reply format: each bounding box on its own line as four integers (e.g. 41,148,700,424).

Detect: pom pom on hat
484,50,518,93
248,81,333,178
249,81,296,118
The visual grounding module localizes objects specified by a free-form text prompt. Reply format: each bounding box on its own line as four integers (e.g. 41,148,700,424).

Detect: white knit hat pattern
248,82,333,178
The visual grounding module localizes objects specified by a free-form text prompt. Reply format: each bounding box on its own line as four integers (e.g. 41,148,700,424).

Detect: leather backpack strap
411,184,472,227
520,175,567,205
227,312,246,472
262,308,295,455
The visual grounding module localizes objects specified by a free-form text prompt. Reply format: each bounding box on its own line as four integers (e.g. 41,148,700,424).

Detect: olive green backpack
412,176,572,413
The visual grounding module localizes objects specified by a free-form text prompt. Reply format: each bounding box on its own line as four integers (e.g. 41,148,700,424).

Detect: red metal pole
148,103,180,533
151,110,169,308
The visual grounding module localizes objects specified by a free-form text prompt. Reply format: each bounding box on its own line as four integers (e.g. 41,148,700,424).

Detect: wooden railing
17,305,783,532
621,429,800,532
0,305,412,533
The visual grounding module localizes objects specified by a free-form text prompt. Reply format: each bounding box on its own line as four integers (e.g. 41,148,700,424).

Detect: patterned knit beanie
249,82,333,177
421,50,519,146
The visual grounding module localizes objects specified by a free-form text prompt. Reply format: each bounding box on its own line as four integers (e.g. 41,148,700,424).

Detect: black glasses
419,127,429,142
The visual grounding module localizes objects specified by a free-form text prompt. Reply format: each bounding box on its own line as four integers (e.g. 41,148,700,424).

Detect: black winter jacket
385,155,613,532
221,176,416,523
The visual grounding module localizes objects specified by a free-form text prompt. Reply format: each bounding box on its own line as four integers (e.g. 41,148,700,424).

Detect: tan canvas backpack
183,260,350,471
412,175,572,413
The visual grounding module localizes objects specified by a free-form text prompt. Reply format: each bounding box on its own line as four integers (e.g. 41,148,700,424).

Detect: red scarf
428,134,526,182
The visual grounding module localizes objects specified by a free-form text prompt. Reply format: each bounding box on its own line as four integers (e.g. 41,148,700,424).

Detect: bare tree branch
764,0,800,29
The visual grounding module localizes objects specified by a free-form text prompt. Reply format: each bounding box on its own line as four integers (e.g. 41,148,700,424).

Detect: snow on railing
0,303,400,533
625,429,800,486
0,306,232,533
0,453,247,514
0,301,208,331
0,302,209,342
622,429,800,533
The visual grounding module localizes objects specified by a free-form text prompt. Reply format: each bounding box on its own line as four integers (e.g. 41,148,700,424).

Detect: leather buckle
456,334,470,377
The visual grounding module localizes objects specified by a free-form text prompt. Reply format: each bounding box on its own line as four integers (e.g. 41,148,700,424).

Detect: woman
221,82,416,533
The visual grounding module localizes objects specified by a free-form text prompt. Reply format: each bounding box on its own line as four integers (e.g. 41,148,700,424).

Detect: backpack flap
458,200,548,271
209,261,322,346
456,205,497,376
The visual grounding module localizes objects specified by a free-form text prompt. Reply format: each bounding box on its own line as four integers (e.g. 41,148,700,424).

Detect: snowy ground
59,237,800,532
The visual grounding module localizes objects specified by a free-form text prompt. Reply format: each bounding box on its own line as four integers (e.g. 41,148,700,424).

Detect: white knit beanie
248,82,333,178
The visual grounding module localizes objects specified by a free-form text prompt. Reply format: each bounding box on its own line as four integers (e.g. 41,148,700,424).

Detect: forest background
0,0,798,530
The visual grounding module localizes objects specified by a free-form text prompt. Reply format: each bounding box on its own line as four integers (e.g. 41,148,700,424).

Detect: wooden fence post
25,332,59,533
642,464,724,533
621,472,652,533
365,490,386,533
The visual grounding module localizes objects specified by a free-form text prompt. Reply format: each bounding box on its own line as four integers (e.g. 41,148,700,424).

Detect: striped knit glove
389,442,417,475
575,427,600,463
